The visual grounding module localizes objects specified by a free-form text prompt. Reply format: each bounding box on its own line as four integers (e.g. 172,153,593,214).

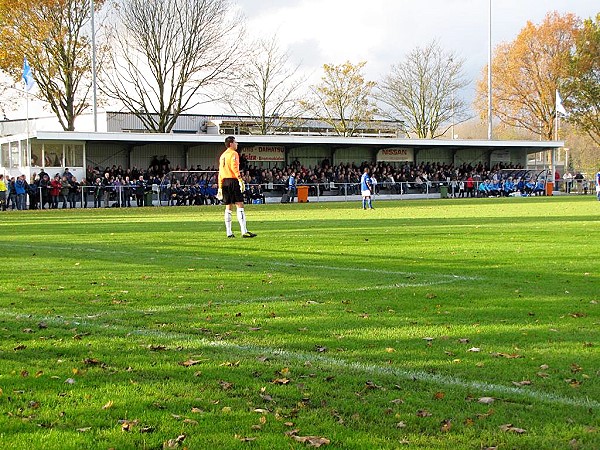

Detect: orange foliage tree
474,11,581,140
564,13,600,146
0,0,104,130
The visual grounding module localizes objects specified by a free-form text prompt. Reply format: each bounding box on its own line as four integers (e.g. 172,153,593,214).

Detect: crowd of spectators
1,156,591,211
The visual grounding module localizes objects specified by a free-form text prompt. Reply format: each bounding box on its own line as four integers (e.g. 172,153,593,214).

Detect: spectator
0,174,6,211
49,175,62,209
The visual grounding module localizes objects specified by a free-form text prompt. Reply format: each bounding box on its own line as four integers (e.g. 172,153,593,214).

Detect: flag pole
91,0,98,132
487,0,493,140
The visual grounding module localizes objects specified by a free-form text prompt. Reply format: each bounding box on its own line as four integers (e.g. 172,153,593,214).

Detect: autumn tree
378,40,469,139
475,11,580,140
301,61,377,137
0,0,103,131
102,0,244,133
218,35,306,135
564,13,600,146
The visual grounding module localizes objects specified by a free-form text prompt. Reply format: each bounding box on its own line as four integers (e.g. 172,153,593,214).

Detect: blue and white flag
22,57,35,91
555,90,567,116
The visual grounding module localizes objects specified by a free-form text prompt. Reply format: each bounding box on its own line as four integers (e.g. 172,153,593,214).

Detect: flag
22,57,35,91
555,90,567,116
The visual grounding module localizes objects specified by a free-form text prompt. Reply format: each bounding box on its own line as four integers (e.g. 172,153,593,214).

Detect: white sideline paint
1,308,597,410
0,242,479,284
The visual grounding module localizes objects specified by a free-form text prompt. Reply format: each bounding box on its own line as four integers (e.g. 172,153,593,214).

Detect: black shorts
222,178,243,204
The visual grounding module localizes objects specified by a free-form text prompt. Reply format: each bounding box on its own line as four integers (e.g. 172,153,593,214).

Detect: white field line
0,242,480,287
2,309,597,410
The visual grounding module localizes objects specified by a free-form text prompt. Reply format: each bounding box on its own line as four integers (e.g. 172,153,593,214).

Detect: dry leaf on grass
440,419,452,432
163,434,186,448
178,359,204,367
500,423,526,434
219,380,234,390
291,435,331,447
491,352,522,359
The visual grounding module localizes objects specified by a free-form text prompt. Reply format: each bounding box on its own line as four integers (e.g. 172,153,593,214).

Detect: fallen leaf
512,380,532,387
272,378,290,385
440,419,452,432
219,361,240,367
120,419,139,432
102,401,114,410
500,423,526,434
179,359,204,367
478,397,495,404
291,435,331,447
147,344,167,351
468,347,481,352
76,427,92,432
491,352,522,359
219,380,233,390
365,381,382,390
433,392,445,400
164,434,186,448
416,409,432,417
570,363,582,373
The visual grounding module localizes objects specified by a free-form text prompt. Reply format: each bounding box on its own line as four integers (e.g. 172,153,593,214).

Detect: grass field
0,196,598,449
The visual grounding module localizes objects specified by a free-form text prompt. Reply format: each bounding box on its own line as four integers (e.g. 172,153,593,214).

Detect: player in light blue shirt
360,167,373,209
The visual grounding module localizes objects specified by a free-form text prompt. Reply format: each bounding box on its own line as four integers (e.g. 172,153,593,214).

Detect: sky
232,0,599,107
7,1,598,121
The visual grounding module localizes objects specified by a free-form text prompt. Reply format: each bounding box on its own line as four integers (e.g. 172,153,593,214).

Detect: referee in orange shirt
217,136,257,238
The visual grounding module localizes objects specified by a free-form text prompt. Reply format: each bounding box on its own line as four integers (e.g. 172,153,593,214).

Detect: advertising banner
243,146,285,162
377,148,413,162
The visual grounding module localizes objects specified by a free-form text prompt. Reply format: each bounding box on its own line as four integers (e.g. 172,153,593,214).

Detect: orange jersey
218,148,242,188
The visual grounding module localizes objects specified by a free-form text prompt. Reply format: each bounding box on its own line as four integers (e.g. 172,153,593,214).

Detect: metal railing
1,178,594,211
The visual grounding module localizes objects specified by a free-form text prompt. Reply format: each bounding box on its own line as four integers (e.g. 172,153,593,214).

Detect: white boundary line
2,309,596,410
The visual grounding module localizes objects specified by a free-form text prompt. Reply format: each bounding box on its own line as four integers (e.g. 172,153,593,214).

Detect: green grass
0,196,598,449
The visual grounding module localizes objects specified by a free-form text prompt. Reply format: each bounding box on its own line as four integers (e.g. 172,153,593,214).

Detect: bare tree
218,35,306,135
0,0,103,131
377,41,469,139
301,61,377,137
102,0,244,133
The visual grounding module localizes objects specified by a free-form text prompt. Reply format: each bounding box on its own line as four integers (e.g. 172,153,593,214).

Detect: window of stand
65,143,84,167
43,143,63,168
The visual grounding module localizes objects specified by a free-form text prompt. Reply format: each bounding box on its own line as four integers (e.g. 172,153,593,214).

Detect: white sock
237,208,248,234
224,209,232,235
